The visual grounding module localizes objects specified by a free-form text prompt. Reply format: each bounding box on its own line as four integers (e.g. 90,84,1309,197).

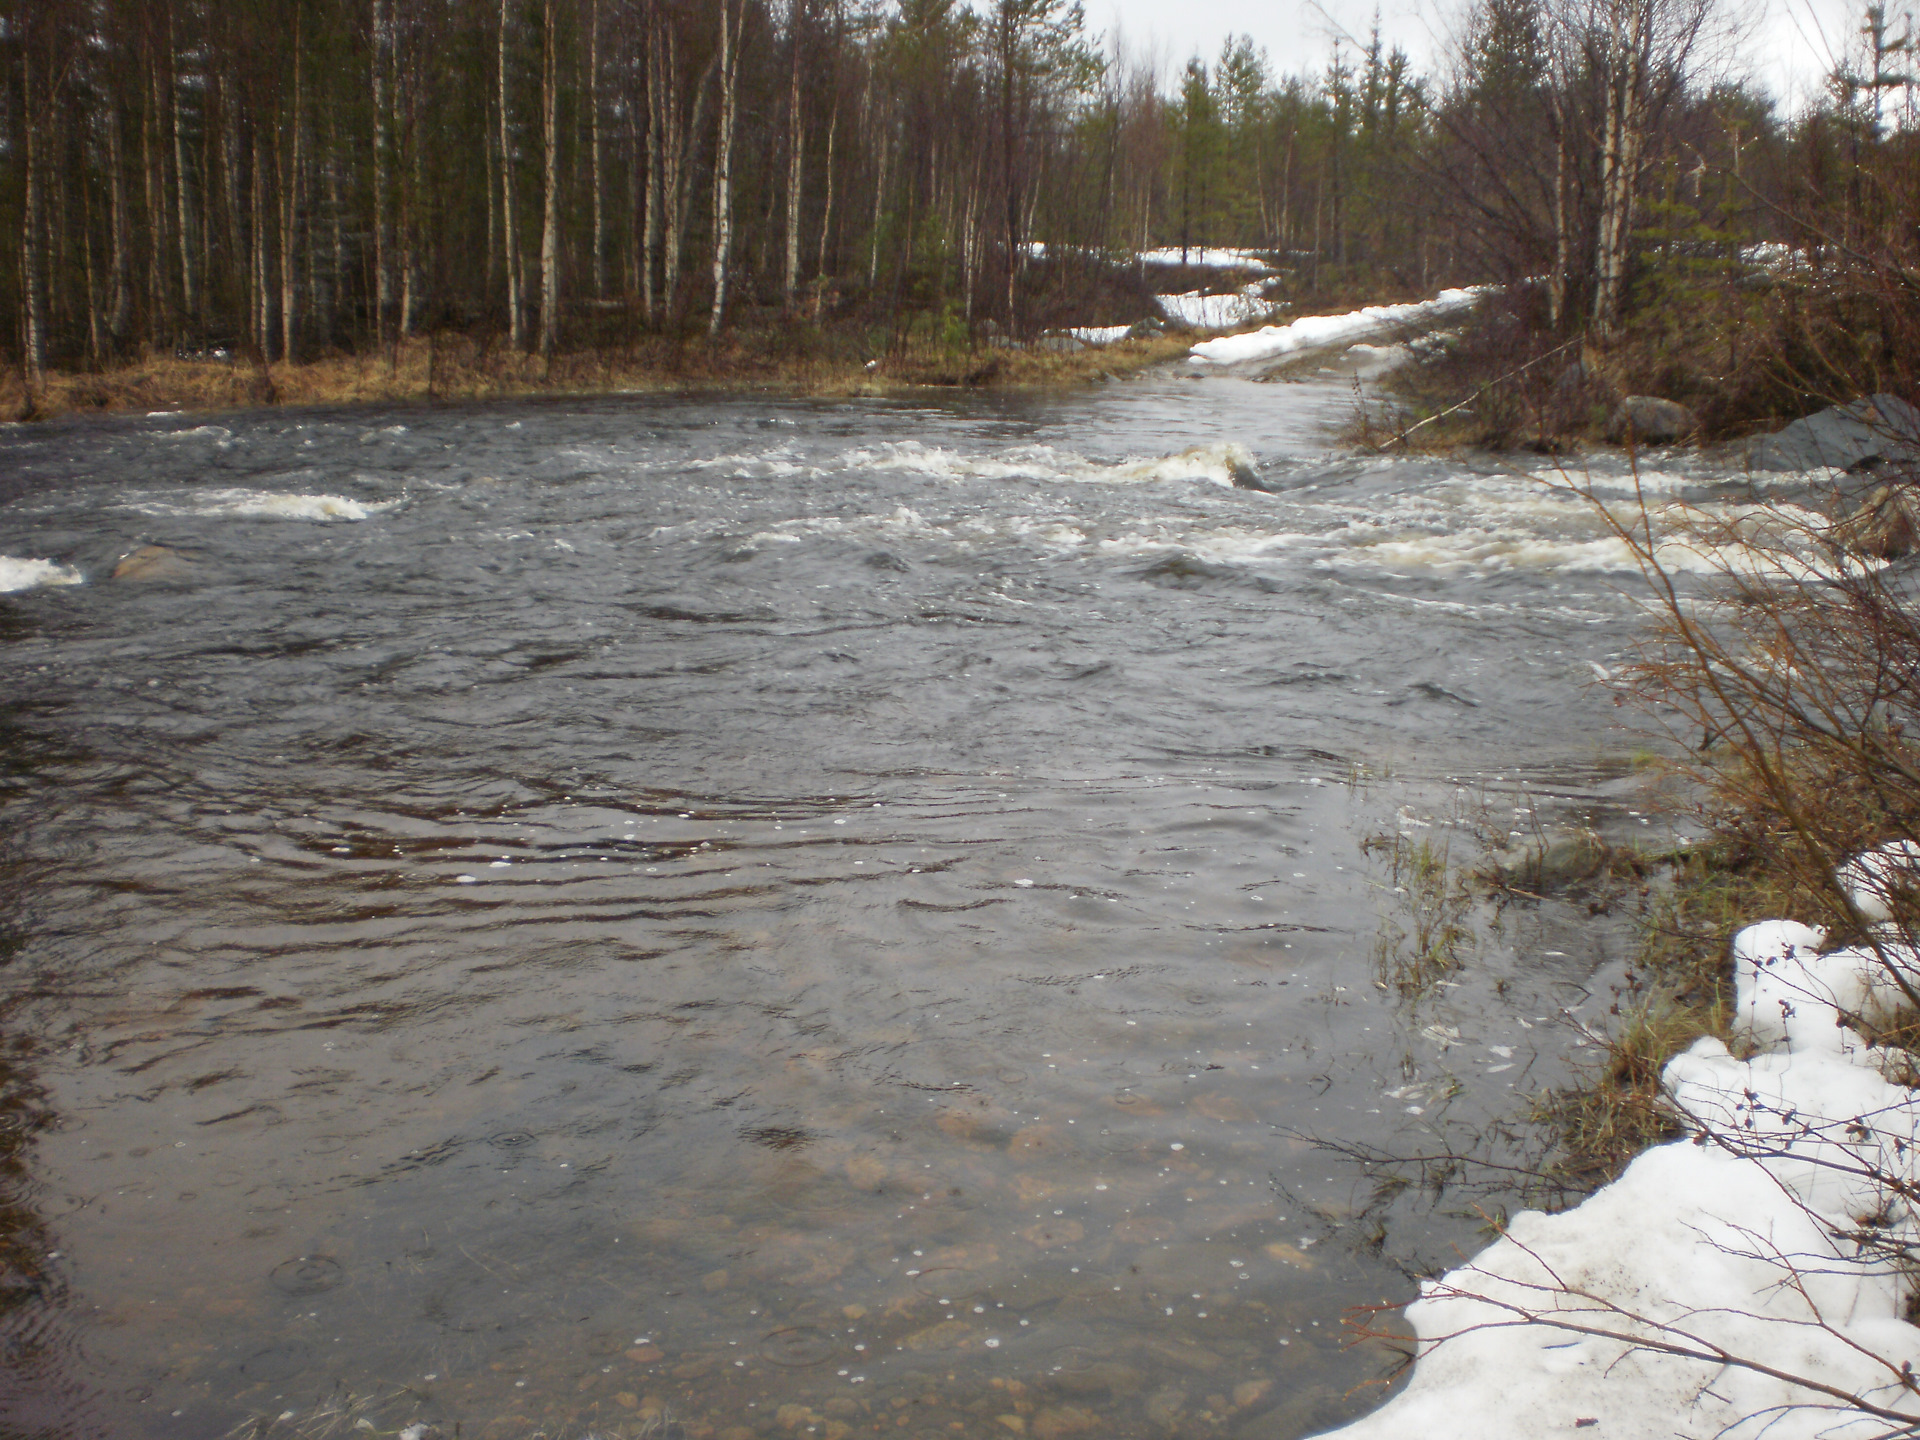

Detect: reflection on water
0,379,1683,1438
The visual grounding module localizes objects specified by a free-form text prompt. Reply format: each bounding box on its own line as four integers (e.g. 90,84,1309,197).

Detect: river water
0,369,1726,1439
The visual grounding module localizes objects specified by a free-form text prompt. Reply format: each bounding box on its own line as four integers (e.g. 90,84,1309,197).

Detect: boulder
111,544,196,581
1747,393,1920,473
1831,481,1919,560
1034,334,1087,354
1605,395,1697,445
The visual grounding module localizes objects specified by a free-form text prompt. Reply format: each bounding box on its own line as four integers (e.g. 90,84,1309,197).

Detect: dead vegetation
4,329,1194,423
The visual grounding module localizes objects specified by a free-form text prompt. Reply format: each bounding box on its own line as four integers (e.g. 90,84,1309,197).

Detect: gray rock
1748,393,1920,473
1034,334,1087,354
1606,395,1697,445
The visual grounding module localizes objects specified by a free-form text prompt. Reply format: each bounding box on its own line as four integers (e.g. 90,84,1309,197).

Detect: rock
1605,395,1696,445
1034,335,1087,354
1030,1407,1097,1440
1144,1387,1188,1429
1232,1379,1274,1411
1221,452,1264,489
111,544,196,581
1748,393,1920,472
1831,481,1919,559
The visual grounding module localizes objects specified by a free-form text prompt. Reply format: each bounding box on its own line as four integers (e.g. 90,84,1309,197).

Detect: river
0,367,1719,1439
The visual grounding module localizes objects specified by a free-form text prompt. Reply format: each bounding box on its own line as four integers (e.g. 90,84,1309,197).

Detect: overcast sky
1091,0,1881,113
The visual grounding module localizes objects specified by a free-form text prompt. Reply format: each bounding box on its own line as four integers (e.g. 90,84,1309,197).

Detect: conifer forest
1,0,1917,393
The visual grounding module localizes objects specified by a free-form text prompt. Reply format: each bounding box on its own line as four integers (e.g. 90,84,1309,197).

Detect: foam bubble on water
120,488,397,521
0,557,84,592
154,424,234,443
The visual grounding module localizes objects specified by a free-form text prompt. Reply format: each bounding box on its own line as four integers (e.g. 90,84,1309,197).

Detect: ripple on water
758,1324,841,1368
268,1255,344,1296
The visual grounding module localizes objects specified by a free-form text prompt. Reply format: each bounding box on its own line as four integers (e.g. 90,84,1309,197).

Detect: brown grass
1531,463,1920,1193
4,329,1195,422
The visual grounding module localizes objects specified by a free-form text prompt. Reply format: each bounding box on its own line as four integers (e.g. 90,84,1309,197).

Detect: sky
1092,0,1884,113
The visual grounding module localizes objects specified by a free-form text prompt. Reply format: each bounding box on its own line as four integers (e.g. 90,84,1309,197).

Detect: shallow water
0,370,1731,1439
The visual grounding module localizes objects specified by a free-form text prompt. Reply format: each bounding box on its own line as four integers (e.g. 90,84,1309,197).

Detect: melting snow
1190,288,1487,367
1319,862,1920,1440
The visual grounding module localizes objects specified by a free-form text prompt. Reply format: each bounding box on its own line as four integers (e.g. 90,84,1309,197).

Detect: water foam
838,440,1255,488
120,489,397,521
0,556,84,593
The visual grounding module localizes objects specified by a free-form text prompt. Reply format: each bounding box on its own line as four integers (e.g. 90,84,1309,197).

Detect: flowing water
0,369,1750,1439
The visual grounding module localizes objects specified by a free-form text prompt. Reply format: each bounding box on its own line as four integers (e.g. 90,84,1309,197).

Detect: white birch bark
708,0,742,337
498,0,525,350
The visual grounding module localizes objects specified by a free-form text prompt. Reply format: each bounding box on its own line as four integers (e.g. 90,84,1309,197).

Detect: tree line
2,0,1915,383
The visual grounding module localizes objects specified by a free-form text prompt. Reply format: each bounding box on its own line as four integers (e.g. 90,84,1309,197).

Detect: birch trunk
1592,0,1649,338
708,0,742,337
170,20,198,336
783,12,804,313
498,0,525,350
21,49,47,384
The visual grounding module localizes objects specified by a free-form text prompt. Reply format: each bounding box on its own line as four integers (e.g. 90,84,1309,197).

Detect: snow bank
1190,288,1487,367
1067,325,1132,346
1318,860,1920,1440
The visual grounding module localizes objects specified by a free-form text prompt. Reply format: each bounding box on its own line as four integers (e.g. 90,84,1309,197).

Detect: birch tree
708,0,745,336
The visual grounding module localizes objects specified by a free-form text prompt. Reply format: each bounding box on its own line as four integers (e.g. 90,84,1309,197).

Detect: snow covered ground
1136,246,1275,272
1189,287,1488,367
1319,851,1920,1440
1066,325,1133,346
1156,283,1284,331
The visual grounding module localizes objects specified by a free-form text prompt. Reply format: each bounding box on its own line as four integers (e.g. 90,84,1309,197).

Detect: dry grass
4,329,1194,422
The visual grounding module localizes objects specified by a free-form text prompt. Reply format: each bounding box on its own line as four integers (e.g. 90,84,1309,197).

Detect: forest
1,0,1916,418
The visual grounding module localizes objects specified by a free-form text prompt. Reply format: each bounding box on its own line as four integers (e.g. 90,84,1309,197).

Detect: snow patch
1190,288,1487,366
1137,246,1275,272
1157,284,1281,331
1319,870,1920,1440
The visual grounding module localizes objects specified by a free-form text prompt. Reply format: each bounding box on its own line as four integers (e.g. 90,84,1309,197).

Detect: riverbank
6,328,1196,421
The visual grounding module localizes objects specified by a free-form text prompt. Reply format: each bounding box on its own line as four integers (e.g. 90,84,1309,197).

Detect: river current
0,369,1739,1439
